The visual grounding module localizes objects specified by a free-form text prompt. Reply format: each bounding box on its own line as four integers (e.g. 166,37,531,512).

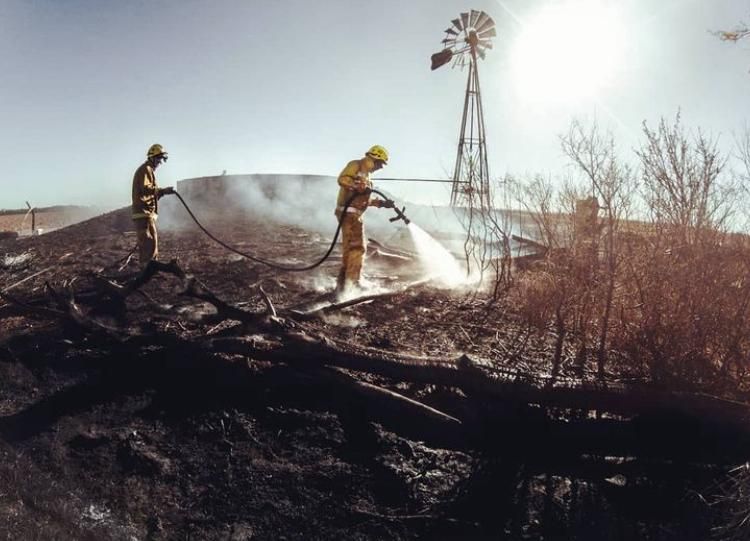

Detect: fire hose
172,188,409,272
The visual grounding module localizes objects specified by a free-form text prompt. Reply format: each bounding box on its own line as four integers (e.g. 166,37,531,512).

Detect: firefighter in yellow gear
131,144,175,268
335,145,394,295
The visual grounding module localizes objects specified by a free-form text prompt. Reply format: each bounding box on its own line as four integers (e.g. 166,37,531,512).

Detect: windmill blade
475,11,491,31
430,48,454,70
478,39,494,50
460,12,470,30
476,21,496,36
476,14,496,34
442,38,457,47
477,42,492,58
451,18,463,31
469,9,480,28
478,27,497,39
444,27,458,36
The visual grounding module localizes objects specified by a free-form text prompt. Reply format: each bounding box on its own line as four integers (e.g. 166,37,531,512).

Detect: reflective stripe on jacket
131,162,159,220
131,212,158,220
335,205,363,216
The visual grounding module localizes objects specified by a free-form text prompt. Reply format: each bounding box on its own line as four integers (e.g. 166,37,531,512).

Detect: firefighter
335,145,394,295
131,143,175,268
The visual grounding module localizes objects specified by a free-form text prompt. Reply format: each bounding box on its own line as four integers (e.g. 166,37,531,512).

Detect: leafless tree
513,174,563,251
510,116,750,390
561,120,636,378
457,176,513,296
737,124,750,184
636,113,734,245
509,174,582,378
616,114,750,387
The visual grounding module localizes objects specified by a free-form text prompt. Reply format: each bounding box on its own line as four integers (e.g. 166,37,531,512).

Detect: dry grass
0,208,101,235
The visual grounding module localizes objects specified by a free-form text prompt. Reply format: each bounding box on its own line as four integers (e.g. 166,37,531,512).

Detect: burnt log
7,259,750,464
207,329,750,445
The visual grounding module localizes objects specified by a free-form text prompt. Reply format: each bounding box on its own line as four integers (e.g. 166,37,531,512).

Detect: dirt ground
0,198,730,540
0,207,102,236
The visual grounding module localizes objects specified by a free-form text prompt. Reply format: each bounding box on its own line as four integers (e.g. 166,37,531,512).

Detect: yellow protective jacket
132,162,159,220
336,159,383,215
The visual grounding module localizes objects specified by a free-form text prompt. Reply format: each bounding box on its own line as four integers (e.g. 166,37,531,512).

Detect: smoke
154,174,535,264
223,175,336,234
157,175,340,236
157,174,428,245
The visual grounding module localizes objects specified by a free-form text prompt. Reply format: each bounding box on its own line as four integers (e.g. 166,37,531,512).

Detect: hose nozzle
370,188,410,226
389,205,410,225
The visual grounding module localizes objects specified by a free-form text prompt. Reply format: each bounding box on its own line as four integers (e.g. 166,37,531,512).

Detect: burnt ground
0,200,735,540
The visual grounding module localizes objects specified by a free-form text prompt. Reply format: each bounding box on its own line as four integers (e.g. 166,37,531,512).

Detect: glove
381,199,395,209
158,186,175,197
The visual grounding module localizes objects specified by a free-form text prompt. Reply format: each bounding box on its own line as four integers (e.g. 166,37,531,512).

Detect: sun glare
510,0,625,105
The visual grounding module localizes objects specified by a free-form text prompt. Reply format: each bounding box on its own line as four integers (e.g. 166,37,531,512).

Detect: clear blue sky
1,0,748,209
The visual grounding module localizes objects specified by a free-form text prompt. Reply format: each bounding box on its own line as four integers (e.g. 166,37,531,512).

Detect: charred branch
6,257,750,465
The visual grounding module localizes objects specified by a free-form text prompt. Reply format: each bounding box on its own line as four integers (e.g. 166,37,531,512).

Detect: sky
0,0,749,210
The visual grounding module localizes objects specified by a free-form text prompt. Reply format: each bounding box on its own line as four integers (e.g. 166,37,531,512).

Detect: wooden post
25,201,36,234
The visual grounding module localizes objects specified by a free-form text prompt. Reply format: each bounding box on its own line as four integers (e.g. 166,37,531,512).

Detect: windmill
431,10,496,208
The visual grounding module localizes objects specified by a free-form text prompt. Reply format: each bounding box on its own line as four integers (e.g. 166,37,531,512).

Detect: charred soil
0,202,741,540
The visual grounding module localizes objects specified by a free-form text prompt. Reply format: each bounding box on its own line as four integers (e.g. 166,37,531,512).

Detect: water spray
170,187,474,289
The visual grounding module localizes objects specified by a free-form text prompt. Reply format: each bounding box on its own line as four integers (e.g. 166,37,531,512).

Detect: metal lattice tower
431,10,496,208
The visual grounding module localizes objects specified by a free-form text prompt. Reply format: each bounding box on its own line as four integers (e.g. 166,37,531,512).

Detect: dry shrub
512,268,558,330
508,115,750,393
613,232,750,392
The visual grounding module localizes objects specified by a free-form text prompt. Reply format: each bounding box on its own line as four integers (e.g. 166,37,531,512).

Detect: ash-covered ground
0,193,726,540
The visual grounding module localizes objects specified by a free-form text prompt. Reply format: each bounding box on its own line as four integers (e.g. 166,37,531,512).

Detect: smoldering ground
153,173,528,290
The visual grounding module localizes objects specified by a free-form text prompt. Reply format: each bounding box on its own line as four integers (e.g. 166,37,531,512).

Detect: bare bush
561,120,637,378
636,113,735,244
604,115,748,390
736,125,750,221
457,176,513,297
509,174,582,378
510,121,635,380
508,116,750,393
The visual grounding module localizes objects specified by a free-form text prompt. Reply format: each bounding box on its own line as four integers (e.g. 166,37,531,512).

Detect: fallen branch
0,288,65,320
318,365,461,427
181,275,263,324
9,258,750,463
289,278,431,319
44,282,128,339
257,285,276,317
207,326,750,442
91,259,264,325
1,265,55,293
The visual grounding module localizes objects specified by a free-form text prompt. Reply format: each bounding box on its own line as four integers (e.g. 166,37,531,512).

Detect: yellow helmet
366,145,389,164
147,143,168,158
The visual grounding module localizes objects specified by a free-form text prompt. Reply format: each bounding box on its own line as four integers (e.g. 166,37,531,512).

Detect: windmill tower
431,10,496,208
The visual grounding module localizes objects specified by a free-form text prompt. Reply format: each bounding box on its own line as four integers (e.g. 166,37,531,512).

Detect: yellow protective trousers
134,217,158,268
336,211,366,291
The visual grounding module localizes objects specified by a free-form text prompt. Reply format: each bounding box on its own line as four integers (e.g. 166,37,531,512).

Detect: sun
509,0,626,105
